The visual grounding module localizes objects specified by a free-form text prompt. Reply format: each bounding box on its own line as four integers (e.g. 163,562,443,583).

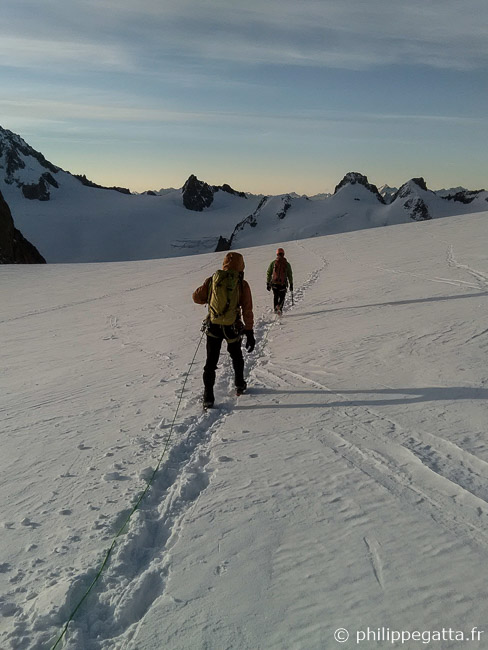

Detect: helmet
276,247,285,256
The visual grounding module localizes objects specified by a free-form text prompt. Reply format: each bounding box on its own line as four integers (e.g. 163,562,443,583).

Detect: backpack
208,269,241,325
272,256,287,285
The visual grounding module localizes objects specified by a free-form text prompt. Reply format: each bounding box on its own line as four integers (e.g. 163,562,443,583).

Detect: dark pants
272,284,287,311
203,324,244,395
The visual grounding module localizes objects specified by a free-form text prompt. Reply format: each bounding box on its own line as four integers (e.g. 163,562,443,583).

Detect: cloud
0,98,481,131
2,0,488,74
0,36,132,71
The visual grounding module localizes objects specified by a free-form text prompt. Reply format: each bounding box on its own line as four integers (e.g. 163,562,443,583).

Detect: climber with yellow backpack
192,251,255,408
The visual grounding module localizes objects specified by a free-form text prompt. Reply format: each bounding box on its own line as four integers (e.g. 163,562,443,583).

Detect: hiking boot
235,381,247,396
203,387,215,409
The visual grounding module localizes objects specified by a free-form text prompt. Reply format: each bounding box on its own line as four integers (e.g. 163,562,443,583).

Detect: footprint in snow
215,561,229,576
1,602,19,617
218,456,233,463
103,471,131,481
20,518,40,528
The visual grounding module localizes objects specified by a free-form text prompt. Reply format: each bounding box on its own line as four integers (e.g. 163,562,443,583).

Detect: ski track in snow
257,357,488,555
335,234,488,292
10,249,330,649
260,362,488,550
4,236,487,649
252,240,488,553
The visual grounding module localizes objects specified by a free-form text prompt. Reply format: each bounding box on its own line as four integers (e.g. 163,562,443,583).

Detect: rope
51,330,205,649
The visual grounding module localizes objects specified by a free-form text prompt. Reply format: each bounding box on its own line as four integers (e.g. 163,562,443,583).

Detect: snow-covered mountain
378,183,399,203
1,126,487,263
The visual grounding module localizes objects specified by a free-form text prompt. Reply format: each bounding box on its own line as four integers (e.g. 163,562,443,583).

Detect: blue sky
1,0,487,194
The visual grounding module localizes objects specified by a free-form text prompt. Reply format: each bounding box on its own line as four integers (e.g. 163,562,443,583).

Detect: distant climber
193,252,255,408
266,247,293,315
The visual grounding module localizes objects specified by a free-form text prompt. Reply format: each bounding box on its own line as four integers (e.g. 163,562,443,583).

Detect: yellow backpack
208,269,241,325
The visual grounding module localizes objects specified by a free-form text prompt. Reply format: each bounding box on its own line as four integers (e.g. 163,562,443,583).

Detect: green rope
51,331,205,649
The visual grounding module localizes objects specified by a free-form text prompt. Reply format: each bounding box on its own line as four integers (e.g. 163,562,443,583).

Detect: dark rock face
410,177,429,192
182,175,248,212
215,196,267,251
215,236,232,251
22,176,51,201
404,198,431,220
334,172,385,204
0,190,46,263
182,175,215,211
220,183,247,199
442,189,485,204
277,195,293,219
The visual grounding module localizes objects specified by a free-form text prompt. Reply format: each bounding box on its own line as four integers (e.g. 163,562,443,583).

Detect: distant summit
378,184,399,203
182,175,215,211
392,178,432,221
0,126,131,200
334,172,385,204
182,174,247,211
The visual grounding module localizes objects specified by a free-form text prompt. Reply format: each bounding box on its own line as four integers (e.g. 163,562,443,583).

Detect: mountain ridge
1,125,487,263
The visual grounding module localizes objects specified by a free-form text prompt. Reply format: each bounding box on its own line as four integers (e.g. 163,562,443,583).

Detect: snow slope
0,174,264,264
2,211,488,649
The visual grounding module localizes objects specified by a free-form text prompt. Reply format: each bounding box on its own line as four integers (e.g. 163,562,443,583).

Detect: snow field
2,211,488,648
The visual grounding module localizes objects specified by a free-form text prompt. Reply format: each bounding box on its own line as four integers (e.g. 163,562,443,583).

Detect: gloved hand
266,283,271,291
244,330,255,353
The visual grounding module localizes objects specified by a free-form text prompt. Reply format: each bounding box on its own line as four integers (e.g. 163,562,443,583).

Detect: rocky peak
391,178,432,221
0,126,59,185
393,177,430,200
182,175,215,211
334,172,385,204
378,184,399,204
182,175,247,211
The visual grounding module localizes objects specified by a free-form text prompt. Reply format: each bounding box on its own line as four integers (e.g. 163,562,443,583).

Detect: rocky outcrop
182,175,215,211
220,183,247,199
215,236,232,251
0,190,46,263
182,175,247,211
334,172,385,204
277,195,293,220
22,172,59,201
441,189,485,204
74,174,131,195
214,196,268,251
